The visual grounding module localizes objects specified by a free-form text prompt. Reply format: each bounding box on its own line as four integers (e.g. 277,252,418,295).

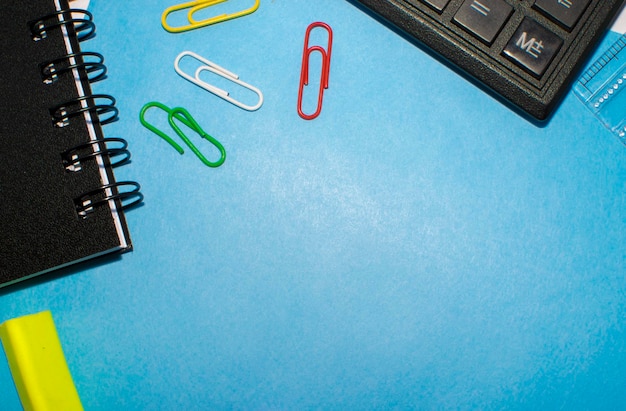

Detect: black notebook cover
0,0,138,287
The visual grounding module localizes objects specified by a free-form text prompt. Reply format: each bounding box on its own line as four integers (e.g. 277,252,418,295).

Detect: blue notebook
1,1,625,409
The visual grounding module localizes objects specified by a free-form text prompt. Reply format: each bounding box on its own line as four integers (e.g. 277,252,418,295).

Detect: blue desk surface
2,1,625,409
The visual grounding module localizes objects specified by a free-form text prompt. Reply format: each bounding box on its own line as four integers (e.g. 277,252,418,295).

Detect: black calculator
353,0,625,120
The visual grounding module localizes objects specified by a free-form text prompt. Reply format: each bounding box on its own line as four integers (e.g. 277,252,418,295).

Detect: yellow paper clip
162,0,260,33
175,50,264,111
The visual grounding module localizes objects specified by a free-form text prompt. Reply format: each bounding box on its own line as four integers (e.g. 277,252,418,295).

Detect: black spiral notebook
0,0,142,288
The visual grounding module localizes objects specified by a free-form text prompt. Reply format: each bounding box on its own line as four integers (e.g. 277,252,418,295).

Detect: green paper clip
139,101,226,168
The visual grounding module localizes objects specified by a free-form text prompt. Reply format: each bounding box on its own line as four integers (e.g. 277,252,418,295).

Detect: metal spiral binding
49,94,119,128
30,6,144,216
28,8,95,41
74,182,144,218
62,137,131,172
40,51,107,84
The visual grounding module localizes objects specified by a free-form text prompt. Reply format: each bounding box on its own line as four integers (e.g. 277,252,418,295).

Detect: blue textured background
2,1,625,409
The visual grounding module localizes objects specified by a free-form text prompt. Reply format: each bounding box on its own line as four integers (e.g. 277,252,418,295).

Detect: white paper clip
174,50,263,111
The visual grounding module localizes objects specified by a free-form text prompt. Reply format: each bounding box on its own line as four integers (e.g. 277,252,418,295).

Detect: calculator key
534,0,591,29
453,0,514,45
503,18,564,77
419,0,450,12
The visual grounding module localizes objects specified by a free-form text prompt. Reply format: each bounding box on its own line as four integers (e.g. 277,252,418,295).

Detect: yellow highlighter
0,311,83,411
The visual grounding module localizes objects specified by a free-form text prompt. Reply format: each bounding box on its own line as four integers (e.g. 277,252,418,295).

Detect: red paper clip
297,22,333,120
